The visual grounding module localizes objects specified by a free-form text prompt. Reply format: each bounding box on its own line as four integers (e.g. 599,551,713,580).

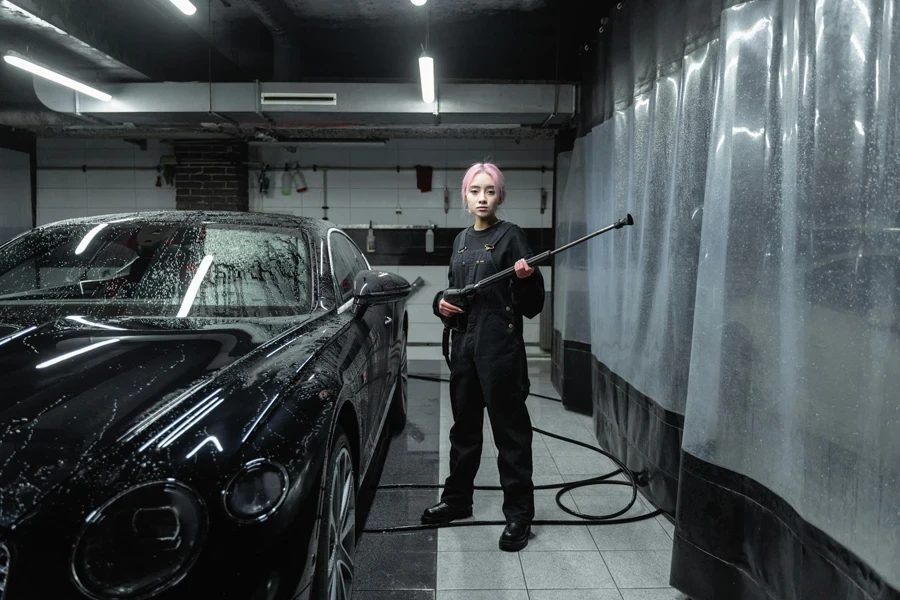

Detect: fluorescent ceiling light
411,0,427,5
168,0,197,15
3,53,112,101
419,54,435,104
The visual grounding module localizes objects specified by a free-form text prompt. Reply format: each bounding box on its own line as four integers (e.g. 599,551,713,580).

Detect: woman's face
465,171,501,218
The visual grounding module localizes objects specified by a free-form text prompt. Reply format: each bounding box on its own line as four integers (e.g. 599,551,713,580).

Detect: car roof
37,210,336,237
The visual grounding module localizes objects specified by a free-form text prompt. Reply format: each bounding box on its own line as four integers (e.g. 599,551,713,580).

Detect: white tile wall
253,138,556,345
256,138,555,344
252,138,554,229
35,138,176,226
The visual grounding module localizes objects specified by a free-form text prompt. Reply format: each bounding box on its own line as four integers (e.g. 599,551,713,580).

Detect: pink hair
461,162,506,205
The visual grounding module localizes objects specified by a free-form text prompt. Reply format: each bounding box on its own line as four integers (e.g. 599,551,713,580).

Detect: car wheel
388,327,408,433
314,425,356,600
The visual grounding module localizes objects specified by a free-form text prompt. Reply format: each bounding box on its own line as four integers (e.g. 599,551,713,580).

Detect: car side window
329,232,370,304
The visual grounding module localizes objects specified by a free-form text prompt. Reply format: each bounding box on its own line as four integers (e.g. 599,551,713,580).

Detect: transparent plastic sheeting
684,0,900,586
556,0,900,588
560,42,719,414
554,148,591,345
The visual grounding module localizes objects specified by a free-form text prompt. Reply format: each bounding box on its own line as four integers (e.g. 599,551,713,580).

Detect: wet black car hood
0,304,312,527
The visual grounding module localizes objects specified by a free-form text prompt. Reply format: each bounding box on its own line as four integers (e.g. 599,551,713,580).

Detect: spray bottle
425,223,435,253
366,221,376,253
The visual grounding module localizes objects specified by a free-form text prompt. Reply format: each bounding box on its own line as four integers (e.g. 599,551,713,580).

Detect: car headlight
71,480,207,600
222,459,289,522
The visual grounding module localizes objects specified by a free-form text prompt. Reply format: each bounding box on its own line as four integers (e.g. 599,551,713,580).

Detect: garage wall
0,147,32,245
253,138,555,346
35,138,176,225
250,138,554,229
31,136,553,347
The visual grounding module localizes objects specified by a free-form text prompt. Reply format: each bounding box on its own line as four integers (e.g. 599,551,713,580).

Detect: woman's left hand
515,258,534,279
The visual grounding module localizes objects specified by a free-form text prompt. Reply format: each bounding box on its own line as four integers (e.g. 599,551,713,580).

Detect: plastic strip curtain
683,0,900,591
589,0,714,411
555,0,900,594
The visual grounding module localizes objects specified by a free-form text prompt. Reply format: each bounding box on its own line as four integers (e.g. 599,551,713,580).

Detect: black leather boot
421,502,473,524
499,522,531,551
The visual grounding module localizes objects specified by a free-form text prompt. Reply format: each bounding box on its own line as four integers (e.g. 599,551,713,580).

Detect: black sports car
0,211,411,600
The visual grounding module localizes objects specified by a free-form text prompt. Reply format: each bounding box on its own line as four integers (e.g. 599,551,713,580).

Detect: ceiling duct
30,80,578,129
241,0,305,80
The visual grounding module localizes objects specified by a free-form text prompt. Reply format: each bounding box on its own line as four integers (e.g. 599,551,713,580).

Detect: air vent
260,92,337,106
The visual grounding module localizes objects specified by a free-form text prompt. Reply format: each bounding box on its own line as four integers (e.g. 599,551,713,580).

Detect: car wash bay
1,0,898,599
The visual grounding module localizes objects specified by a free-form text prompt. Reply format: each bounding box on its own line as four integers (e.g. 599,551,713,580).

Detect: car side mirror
352,270,411,307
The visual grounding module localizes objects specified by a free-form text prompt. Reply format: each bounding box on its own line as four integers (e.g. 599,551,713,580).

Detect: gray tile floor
413,349,689,600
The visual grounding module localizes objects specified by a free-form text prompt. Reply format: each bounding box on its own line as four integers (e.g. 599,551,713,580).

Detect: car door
327,231,390,454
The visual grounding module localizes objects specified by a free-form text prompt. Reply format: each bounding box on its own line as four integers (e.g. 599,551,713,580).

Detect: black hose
361,373,664,534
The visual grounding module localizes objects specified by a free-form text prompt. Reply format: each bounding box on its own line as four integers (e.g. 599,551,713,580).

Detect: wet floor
353,356,688,600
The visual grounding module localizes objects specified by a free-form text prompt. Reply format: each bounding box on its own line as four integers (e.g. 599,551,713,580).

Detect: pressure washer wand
472,213,634,291
439,213,634,346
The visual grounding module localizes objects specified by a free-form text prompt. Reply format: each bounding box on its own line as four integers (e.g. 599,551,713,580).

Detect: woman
421,162,545,551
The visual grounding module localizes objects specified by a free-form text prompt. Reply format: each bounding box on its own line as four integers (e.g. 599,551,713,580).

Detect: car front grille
0,541,10,599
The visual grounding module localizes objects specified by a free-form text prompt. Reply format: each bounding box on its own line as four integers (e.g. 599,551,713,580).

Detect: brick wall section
174,141,249,211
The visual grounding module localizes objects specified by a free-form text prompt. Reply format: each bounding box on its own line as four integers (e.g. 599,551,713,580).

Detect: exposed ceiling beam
1,0,251,82
0,0,149,81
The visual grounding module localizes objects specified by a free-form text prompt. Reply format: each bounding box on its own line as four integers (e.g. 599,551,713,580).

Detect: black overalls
438,221,538,524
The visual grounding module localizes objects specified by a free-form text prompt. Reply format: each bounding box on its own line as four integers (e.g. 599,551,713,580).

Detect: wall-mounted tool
295,168,308,193
258,164,270,195
159,156,176,187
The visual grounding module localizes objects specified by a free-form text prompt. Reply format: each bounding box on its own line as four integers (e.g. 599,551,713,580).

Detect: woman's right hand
439,298,464,318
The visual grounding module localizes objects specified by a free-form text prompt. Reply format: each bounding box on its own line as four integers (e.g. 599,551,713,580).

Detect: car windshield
0,219,313,318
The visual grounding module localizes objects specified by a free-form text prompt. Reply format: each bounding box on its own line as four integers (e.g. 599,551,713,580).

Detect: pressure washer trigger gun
440,284,475,332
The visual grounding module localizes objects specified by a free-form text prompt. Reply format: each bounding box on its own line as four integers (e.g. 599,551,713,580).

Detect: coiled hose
361,373,664,534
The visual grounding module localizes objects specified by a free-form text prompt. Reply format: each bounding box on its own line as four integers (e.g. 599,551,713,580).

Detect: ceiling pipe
241,0,304,80
241,0,297,38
